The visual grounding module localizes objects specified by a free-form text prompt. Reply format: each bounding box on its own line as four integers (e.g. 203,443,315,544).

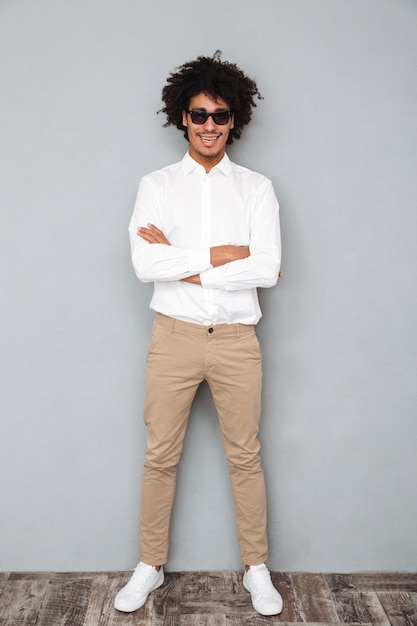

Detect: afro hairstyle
159,51,262,144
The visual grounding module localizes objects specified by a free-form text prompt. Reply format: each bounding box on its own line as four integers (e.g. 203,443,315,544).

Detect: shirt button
208,327,214,334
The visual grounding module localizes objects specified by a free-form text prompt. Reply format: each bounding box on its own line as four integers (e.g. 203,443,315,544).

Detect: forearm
200,248,281,291
131,244,210,282
182,245,250,285
210,245,250,267
130,221,211,282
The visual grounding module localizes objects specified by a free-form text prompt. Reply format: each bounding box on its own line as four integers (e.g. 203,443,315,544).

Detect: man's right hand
137,223,170,245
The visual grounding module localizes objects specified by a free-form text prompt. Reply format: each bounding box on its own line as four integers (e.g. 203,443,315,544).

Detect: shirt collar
182,152,232,177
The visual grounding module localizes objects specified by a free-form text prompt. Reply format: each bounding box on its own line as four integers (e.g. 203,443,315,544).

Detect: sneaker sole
243,576,283,616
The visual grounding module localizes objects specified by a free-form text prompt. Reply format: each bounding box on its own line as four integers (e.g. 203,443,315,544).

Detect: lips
198,134,220,147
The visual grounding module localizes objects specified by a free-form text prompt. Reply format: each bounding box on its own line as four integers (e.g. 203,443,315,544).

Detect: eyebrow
190,107,230,111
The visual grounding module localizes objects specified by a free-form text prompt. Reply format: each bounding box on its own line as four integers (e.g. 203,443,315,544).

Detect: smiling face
182,92,234,172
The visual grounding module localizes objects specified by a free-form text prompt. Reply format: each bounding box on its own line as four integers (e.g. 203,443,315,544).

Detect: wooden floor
1,571,416,626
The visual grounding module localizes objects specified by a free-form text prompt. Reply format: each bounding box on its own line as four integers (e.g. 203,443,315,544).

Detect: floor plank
377,592,417,626
0,572,10,596
35,578,92,626
290,572,340,623
352,574,417,594
179,615,227,626
356,591,392,625
81,573,109,625
0,578,49,626
272,572,301,622
226,614,281,625
326,573,391,624
152,571,182,626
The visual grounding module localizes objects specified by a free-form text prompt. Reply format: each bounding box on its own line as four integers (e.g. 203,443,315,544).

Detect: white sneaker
243,563,283,616
114,561,164,612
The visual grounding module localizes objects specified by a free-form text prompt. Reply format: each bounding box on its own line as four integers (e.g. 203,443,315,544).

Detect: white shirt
129,152,281,325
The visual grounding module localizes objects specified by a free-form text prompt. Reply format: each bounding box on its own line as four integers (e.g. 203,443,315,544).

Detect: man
114,51,283,617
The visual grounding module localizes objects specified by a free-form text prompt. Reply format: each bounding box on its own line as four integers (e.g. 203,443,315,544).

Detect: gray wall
1,0,416,572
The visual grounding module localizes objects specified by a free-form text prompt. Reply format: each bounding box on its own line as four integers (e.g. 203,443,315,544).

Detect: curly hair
159,51,262,145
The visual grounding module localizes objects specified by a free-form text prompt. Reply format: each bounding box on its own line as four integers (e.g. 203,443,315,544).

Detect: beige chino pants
139,313,268,566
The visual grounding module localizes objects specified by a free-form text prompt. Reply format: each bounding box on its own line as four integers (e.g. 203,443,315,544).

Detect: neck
188,148,226,173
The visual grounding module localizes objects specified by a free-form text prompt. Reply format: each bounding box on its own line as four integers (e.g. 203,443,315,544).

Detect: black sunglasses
187,108,232,125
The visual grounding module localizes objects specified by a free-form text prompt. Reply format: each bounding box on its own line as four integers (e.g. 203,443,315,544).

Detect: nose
203,115,217,132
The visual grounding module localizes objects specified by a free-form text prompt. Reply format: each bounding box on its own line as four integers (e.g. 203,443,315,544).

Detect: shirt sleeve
200,179,281,291
129,176,211,283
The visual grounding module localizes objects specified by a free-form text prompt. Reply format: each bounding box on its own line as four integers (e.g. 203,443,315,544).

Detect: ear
182,110,188,127
230,113,235,130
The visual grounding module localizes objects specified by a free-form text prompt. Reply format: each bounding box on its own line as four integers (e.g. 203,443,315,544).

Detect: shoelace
125,564,154,591
250,567,273,595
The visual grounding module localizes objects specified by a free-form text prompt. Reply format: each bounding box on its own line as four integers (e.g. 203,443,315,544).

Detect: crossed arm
137,223,251,284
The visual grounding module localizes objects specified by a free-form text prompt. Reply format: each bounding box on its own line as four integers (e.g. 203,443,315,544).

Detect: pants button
208,327,214,333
